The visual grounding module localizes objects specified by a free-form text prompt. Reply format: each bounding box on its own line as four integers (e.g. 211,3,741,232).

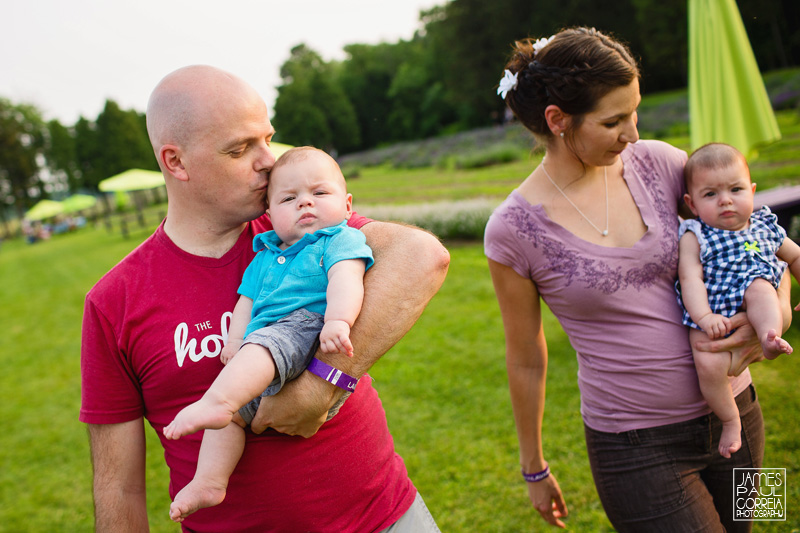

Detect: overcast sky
1,0,441,124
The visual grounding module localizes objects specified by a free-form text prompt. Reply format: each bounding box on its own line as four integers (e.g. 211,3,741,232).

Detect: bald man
80,65,448,532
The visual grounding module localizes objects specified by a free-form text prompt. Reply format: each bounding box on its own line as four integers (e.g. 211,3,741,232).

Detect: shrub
453,144,523,169
359,198,499,240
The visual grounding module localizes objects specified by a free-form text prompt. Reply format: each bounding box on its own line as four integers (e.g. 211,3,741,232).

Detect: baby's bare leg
744,278,793,358
164,343,277,439
169,417,247,523
689,328,741,458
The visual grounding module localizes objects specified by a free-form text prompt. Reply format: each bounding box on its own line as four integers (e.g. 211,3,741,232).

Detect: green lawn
1,226,798,531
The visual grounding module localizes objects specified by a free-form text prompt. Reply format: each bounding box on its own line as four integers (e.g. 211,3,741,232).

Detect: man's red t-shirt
80,214,415,532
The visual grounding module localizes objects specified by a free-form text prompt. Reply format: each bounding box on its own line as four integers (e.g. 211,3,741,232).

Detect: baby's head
683,143,755,232
267,146,352,246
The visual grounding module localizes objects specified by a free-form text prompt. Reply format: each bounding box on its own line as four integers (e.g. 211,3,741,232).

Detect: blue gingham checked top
676,206,787,330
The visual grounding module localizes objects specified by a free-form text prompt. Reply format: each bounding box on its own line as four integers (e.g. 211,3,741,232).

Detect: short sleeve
484,205,533,281
678,218,706,253
754,206,787,241
79,295,145,424
238,251,266,299
347,212,372,229
324,227,374,272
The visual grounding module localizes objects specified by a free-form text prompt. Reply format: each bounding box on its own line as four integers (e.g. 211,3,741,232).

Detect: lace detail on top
501,147,679,294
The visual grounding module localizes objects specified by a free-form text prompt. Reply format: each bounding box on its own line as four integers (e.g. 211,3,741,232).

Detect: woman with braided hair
485,27,790,531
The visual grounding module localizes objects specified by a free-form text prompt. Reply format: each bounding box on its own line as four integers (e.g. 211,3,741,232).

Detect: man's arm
251,221,450,436
87,419,149,532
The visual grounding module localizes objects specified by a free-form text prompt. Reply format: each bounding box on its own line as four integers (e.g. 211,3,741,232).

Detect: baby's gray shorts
237,308,323,425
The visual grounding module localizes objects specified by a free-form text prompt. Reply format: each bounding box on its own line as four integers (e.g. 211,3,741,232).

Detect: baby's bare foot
169,479,227,522
763,329,793,359
718,418,742,459
163,400,233,440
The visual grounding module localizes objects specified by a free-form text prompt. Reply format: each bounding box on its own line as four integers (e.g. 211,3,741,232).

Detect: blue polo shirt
239,222,374,337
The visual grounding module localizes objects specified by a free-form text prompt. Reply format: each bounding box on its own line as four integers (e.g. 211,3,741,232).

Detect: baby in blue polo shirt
163,146,373,522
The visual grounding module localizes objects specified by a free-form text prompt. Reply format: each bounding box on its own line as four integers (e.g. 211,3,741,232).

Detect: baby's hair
267,146,344,206
503,27,639,142
684,143,749,189
271,146,336,173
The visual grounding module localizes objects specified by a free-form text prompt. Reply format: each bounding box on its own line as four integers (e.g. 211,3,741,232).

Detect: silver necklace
541,159,609,236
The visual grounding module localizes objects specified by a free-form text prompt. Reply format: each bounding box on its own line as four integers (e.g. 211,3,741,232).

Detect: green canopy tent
61,194,98,214
98,169,165,192
270,142,293,158
24,199,64,221
688,0,781,157
97,169,165,235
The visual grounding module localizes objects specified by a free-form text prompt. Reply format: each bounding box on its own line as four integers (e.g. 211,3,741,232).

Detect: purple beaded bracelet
521,463,550,483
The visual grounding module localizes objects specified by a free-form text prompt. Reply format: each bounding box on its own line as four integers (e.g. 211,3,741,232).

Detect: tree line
0,99,156,220
1,0,796,218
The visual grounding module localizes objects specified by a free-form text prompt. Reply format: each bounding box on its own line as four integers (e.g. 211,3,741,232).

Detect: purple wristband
521,463,550,483
307,357,359,392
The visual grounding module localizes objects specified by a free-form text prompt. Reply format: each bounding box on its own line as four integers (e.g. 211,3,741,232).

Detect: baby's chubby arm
319,258,367,357
678,231,731,338
221,295,253,364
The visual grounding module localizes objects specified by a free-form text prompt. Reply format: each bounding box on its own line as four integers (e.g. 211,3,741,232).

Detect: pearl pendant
602,230,609,236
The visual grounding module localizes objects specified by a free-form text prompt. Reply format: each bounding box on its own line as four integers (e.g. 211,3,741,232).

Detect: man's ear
160,145,189,182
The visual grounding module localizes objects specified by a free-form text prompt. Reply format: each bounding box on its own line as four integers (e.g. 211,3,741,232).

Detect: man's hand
249,371,338,437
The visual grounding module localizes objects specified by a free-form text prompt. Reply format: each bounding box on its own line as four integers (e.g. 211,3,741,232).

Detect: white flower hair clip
533,35,554,56
497,69,518,99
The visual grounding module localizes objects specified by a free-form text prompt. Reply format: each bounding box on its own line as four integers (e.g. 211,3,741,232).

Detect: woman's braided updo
503,27,639,142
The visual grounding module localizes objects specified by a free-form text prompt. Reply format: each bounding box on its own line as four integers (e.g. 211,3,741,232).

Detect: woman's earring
560,132,564,138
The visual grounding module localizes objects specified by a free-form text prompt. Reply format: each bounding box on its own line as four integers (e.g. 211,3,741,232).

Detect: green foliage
451,143,523,169
0,99,48,216
46,119,80,193
267,0,798,156
339,41,420,148
273,44,361,153
75,100,158,191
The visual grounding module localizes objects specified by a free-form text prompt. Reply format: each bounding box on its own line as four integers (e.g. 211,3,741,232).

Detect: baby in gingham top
676,142,800,459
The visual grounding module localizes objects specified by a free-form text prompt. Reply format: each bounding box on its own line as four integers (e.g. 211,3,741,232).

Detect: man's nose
255,142,276,172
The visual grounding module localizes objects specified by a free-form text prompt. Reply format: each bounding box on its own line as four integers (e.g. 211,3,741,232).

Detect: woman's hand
693,272,792,376
527,475,568,528
693,313,763,376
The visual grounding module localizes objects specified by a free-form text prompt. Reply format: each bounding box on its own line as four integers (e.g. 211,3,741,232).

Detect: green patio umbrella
61,194,97,213
99,169,165,192
270,142,293,158
24,199,64,221
688,0,781,157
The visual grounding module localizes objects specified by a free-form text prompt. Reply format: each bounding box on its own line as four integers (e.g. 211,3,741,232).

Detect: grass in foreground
1,229,798,531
